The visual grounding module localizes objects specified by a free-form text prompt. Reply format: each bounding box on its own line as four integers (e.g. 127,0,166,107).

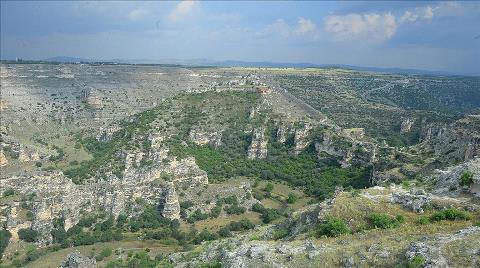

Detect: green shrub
416,216,430,225
261,208,281,223
209,205,222,218
264,183,274,193
96,247,113,261
18,228,39,242
180,201,194,209
253,192,264,200
3,188,15,197
429,208,471,222
223,195,238,205
187,209,209,223
193,229,219,244
217,227,232,238
272,227,290,240
351,189,361,197
407,255,426,268
286,193,298,204
224,205,246,215
459,171,474,186
367,213,403,229
199,262,223,268
316,218,351,237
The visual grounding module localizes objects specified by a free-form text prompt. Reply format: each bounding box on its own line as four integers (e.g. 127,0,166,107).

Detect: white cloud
266,19,291,37
168,1,198,23
325,12,396,42
266,17,318,38
128,8,149,21
296,17,316,35
400,6,435,23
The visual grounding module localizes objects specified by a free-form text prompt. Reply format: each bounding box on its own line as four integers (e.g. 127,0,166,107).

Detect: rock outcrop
419,117,480,163
405,227,480,268
391,189,430,213
188,128,222,147
61,251,96,268
293,124,312,155
247,128,268,159
431,157,480,196
0,149,7,166
400,118,416,134
161,182,180,220
96,125,121,142
0,152,208,245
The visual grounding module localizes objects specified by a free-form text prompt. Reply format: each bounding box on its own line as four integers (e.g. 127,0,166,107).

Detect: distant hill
45,56,92,63
41,56,468,76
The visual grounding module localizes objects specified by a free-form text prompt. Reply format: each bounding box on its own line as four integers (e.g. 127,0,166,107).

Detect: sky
1,1,480,75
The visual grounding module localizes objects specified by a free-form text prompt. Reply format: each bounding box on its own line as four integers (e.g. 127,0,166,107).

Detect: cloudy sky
1,1,479,75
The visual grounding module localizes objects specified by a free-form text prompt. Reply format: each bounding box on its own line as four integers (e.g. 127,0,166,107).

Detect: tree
18,228,39,242
264,183,274,193
286,193,298,204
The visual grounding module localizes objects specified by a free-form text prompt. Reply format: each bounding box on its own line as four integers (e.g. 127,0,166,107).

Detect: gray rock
60,251,96,268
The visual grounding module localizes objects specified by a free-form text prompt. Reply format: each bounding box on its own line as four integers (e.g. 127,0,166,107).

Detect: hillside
0,63,479,268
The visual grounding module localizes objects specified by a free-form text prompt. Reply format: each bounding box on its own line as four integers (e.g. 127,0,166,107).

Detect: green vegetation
416,216,430,225
95,247,112,261
251,203,282,223
218,218,255,238
407,255,426,268
459,171,474,186
18,228,39,243
316,218,351,237
0,229,11,259
187,209,209,223
429,208,471,222
177,142,370,200
286,193,298,204
105,251,172,268
2,188,15,197
367,213,404,229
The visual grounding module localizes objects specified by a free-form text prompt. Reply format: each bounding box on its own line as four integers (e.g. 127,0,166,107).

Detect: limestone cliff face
293,124,312,155
314,131,376,168
188,128,222,148
0,149,7,166
419,117,480,163
0,151,208,246
247,128,268,159
96,125,121,142
400,118,416,134
160,182,180,220
431,157,480,197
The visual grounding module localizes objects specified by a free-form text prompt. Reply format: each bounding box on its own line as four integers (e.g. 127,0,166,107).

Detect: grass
288,189,478,267
23,240,179,268
180,212,262,232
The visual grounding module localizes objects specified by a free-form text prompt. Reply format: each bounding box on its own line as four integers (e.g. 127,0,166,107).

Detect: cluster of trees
178,141,370,200
251,203,283,224
49,215,123,247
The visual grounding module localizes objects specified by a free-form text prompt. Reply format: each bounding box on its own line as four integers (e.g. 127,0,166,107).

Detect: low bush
368,213,404,229
224,205,246,215
459,171,474,186
429,208,471,222
316,218,351,237
286,193,298,204
416,216,430,225
18,228,39,242
407,255,426,268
